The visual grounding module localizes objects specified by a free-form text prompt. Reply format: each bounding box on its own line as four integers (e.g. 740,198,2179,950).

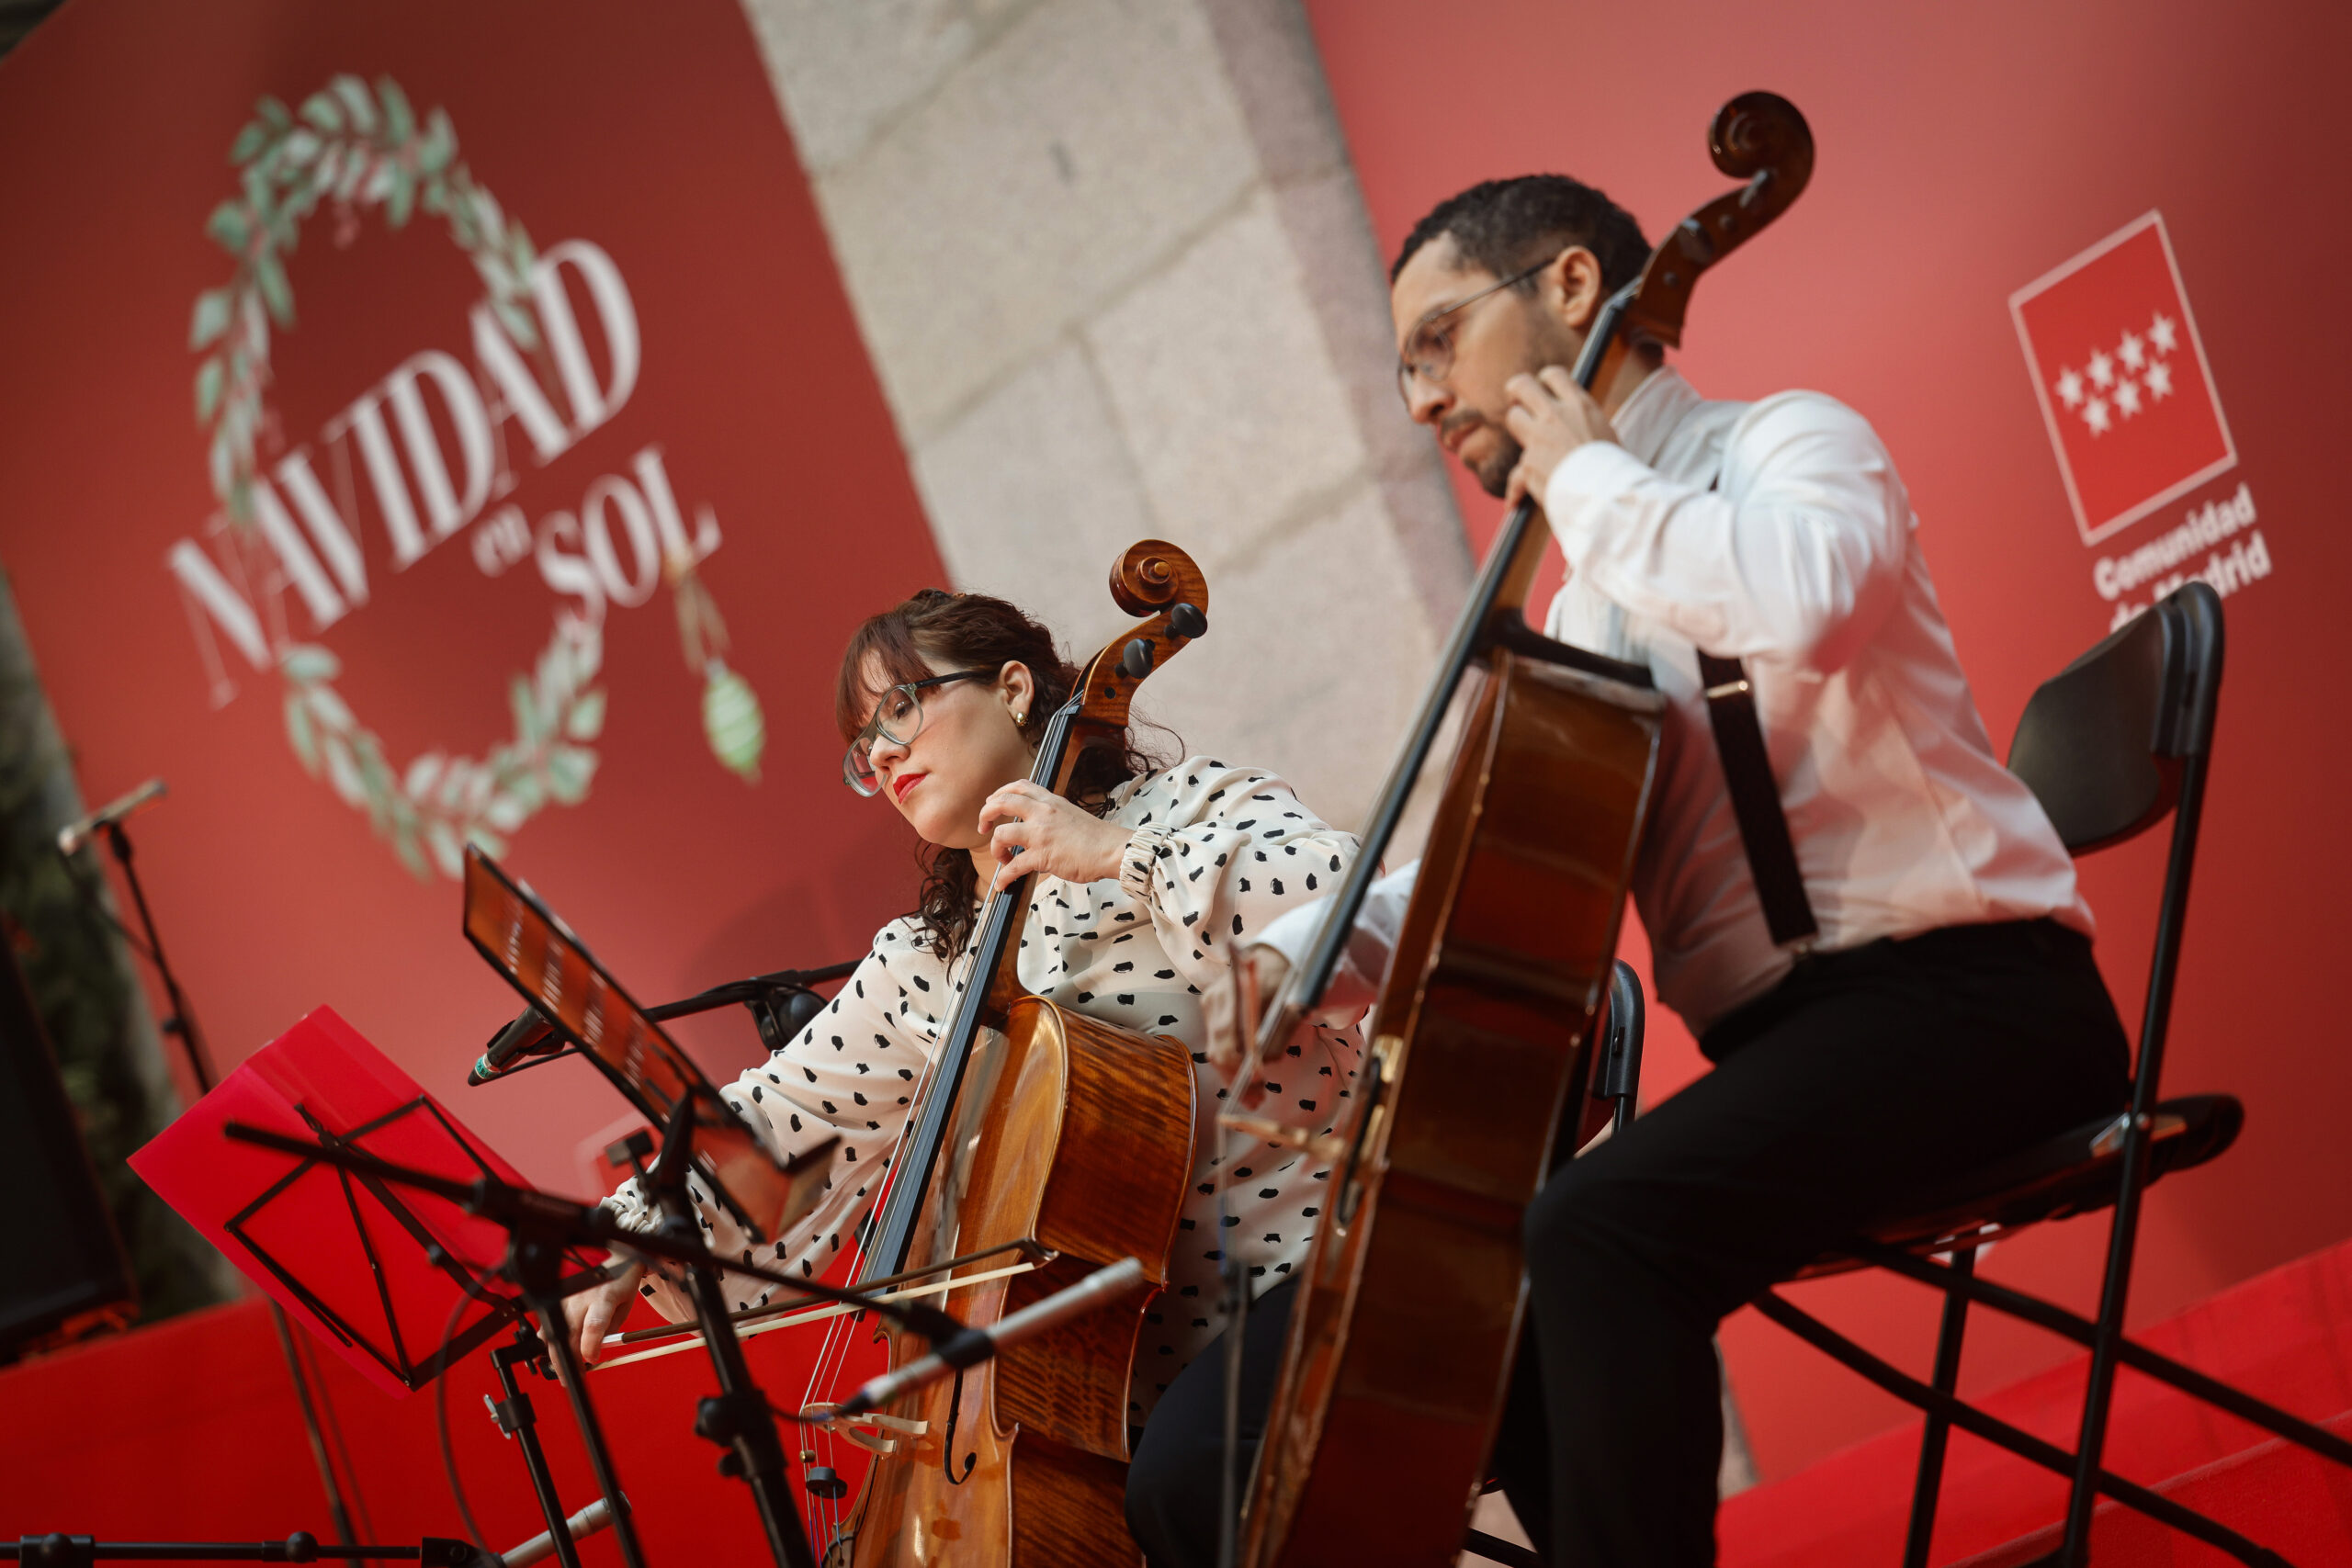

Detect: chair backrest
2007,582,2225,856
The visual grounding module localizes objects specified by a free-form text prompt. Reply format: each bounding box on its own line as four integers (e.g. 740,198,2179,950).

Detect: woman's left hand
977,781,1133,892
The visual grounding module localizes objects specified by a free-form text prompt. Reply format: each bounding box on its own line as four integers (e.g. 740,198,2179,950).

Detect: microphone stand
643,961,858,1040
481,1323,586,1568
62,817,362,1547
503,1224,650,1568
97,820,210,1092
220,1123,964,1568
470,961,855,1089
630,1098,813,1568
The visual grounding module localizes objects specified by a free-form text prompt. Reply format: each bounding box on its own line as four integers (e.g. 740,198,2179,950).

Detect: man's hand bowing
1502,366,1618,505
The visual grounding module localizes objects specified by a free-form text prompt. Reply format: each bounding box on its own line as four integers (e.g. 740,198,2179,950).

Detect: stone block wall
740,0,1467,836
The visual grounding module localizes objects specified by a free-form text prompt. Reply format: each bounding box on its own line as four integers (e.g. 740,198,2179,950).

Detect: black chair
1744,581,2348,1567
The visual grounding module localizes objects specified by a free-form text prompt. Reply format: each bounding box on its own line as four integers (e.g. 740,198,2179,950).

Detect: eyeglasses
842,670,997,796
1395,256,1550,407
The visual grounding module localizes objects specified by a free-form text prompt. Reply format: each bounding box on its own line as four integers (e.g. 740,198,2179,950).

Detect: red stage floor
5,1235,2346,1562
1721,1235,2352,1565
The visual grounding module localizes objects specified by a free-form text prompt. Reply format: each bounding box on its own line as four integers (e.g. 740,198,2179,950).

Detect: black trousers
1125,918,2130,1568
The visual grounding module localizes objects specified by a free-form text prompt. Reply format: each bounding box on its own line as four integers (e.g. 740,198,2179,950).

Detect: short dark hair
1392,175,1651,297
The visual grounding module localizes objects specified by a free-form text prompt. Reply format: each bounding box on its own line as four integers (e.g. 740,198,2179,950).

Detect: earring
1014,710,1026,725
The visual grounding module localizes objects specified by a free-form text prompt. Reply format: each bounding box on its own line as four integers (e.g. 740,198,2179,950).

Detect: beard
1440,409,1522,499
1470,429,1521,499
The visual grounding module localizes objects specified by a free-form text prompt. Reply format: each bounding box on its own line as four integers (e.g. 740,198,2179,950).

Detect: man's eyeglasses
1395,256,1550,407
842,670,997,796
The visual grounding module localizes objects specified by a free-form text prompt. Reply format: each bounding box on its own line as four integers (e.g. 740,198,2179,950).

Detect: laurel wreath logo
188,74,752,880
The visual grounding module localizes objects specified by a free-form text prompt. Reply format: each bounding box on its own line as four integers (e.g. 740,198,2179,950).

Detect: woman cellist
559,585,1367,1561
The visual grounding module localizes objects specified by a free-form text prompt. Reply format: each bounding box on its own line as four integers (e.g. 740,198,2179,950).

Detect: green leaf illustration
419,108,455,174
390,823,429,880
194,357,224,423
205,201,250,253
506,223,537,284
304,682,355,733
565,688,607,740
322,734,365,806
424,819,463,878
189,288,232,349
279,646,337,683
330,74,376,137
544,746,594,806
378,76,414,144
509,673,540,745
284,693,319,773
492,296,539,353
230,119,272,165
253,251,294,327
299,91,344,135
386,164,415,229
402,750,445,799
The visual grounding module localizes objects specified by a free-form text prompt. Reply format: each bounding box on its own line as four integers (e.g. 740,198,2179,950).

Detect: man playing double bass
1175,175,2133,1565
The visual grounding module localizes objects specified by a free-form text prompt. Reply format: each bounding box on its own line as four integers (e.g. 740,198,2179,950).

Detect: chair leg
1851,1239,2352,1469
1904,1246,1976,1568
2061,1151,2150,1568
1751,1291,2287,1566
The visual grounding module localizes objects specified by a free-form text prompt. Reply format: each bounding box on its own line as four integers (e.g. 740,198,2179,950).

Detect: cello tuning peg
1169,601,1207,640
1121,638,1155,679
803,1464,849,1500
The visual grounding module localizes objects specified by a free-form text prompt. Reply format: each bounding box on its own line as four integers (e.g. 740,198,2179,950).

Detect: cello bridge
804,1404,929,1457
1214,1110,1349,1166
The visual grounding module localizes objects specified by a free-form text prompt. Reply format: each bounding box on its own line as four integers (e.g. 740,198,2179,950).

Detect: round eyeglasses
1395,256,1550,407
842,670,997,795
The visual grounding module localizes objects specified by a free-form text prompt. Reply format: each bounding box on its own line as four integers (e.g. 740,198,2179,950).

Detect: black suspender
1694,471,1818,948
1695,651,1818,947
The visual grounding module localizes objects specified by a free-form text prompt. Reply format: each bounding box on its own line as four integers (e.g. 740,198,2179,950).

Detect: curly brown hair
837,589,1171,961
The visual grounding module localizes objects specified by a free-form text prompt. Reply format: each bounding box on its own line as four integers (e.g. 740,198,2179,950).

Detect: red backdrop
6,0,2348,1545
0,1,922,1547
1303,0,2352,1483
0,0,937,1185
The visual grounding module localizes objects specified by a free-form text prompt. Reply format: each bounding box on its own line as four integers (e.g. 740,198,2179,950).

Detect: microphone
57,777,167,854
468,1007,560,1087
498,1494,618,1568
832,1257,1146,1416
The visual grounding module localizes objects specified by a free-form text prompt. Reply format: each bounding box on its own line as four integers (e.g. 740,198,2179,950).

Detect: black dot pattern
599,759,1366,1424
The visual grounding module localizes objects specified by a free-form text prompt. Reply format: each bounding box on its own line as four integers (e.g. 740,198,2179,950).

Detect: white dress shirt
1261,366,2088,1036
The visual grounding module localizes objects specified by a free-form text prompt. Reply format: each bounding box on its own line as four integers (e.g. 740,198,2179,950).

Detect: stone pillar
741,0,1467,833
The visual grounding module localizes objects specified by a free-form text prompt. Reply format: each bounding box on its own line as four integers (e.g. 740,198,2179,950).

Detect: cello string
804,694,1071,1374
791,880,1001,1529
791,689,1085,1519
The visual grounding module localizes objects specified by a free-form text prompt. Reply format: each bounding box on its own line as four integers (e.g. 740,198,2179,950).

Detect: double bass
1237,94,1816,1565
813,542,1216,1566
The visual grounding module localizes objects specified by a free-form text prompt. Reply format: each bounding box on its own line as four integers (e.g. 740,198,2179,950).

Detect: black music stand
217,1123,960,1568
456,846,844,1568
222,1095,545,1390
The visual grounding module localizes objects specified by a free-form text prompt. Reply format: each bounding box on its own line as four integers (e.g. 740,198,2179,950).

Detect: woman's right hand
563,1259,646,1366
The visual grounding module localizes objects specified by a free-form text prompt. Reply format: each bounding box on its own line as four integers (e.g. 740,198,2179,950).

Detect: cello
1235,93,1816,1566
811,541,1216,1566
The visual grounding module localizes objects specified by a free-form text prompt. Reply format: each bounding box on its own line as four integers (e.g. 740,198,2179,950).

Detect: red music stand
130,1006,596,1399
